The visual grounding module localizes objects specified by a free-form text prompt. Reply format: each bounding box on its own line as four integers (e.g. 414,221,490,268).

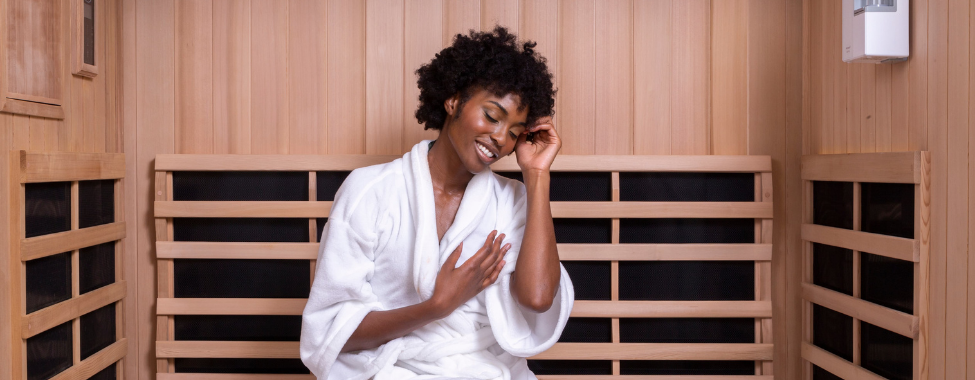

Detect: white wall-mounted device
842,0,909,63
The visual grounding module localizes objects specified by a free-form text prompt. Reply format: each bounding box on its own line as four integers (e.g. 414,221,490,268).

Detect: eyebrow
488,101,508,116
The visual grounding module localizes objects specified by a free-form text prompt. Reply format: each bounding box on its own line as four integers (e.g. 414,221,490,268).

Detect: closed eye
484,111,498,123
509,131,518,140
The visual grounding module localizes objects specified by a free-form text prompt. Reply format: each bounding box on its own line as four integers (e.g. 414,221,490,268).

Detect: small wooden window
71,0,98,77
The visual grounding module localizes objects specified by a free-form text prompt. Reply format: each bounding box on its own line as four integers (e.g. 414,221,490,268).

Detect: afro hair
414,26,556,131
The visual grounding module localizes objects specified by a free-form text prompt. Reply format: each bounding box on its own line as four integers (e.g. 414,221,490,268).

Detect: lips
475,140,498,161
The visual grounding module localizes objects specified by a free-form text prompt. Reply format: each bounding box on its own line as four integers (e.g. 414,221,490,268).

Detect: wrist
522,169,550,184
422,297,450,320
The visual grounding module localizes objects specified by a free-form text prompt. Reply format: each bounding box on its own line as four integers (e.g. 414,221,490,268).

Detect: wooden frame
70,0,99,77
800,152,930,380
7,151,127,380
0,0,66,119
153,154,775,377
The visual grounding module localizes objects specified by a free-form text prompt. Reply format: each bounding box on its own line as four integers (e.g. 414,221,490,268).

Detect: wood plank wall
0,1,132,380
802,0,972,378
118,0,801,379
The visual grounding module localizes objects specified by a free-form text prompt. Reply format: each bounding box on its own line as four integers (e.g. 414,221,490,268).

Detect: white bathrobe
300,140,574,380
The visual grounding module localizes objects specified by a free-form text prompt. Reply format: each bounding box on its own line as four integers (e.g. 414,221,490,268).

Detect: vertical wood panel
910,0,929,151
671,0,709,155
481,0,518,33
875,64,891,152
288,0,327,154
633,0,671,155
212,0,252,154
846,65,860,154
557,0,594,155
945,0,969,376
28,117,58,151
928,0,949,377
175,0,213,154
594,0,631,155
808,0,821,155
120,0,140,376
403,0,443,150
327,0,366,154
251,0,289,154
890,61,909,151
366,0,406,154
443,0,479,46
860,65,875,153
711,0,748,155
520,0,558,109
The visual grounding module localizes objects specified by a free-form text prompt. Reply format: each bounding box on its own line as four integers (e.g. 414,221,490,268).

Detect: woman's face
443,89,529,173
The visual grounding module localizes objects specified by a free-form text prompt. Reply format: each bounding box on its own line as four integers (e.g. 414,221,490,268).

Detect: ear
444,94,460,116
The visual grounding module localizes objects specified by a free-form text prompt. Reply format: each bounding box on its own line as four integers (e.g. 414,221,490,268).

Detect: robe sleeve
483,177,575,357
300,170,385,378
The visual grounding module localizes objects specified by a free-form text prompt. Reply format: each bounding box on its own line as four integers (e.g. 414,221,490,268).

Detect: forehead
472,90,527,115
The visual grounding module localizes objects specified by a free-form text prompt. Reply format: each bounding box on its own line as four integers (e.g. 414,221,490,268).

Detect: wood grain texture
326,0,366,154
212,0,252,154
593,0,632,155
365,0,406,154
175,0,214,154
671,0,709,155
288,0,327,155
557,0,594,155
633,0,671,155
481,0,518,33
403,0,443,150
250,0,290,154
443,0,479,45
711,0,747,155
928,0,948,377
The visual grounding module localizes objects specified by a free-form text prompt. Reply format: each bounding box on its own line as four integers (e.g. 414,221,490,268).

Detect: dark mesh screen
619,218,754,244
812,305,853,361
173,171,308,201
861,322,912,380
861,253,913,314
80,303,116,360
558,318,611,343
812,243,853,295
619,261,753,301
175,359,309,374
554,218,611,243
813,365,844,380
316,171,351,201
619,318,754,343
528,360,612,375
174,259,310,298
813,181,853,230
173,218,309,242
316,218,327,242
25,182,71,238
562,261,610,300
620,361,755,375
619,173,754,202
175,316,302,341
80,242,115,294
79,179,114,228
26,321,72,380
861,183,914,239
26,252,72,314
88,363,116,380
496,172,612,201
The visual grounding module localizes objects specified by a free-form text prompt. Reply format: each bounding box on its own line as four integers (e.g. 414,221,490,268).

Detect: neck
427,132,474,194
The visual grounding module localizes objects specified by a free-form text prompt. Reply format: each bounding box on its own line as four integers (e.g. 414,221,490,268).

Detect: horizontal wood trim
558,244,772,261
801,283,917,339
535,377,773,380
801,224,918,262
529,343,774,361
49,339,127,380
801,152,922,184
19,152,125,183
154,201,772,219
156,242,319,259
155,341,299,359
154,201,331,218
23,282,126,338
157,298,307,315
157,375,314,380
801,342,886,380
0,97,65,119
156,154,773,173
552,202,773,219
572,301,772,318
21,222,126,261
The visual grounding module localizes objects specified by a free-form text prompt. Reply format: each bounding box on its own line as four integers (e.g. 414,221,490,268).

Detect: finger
487,260,505,285
482,238,507,271
471,231,498,266
443,242,463,269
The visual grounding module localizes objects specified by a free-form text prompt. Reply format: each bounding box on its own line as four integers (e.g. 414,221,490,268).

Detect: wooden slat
23,282,126,339
535,377,772,380
573,301,772,318
800,152,921,183
157,298,306,315
19,152,125,183
21,222,126,261
801,283,917,339
155,241,318,259
155,154,773,173
529,343,773,361
551,202,772,219
557,244,773,261
158,375,314,380
156,341,299,359
800,342,885,380
0,98,65,119
48,339,127,380
801,223,917,262
154,201,331,218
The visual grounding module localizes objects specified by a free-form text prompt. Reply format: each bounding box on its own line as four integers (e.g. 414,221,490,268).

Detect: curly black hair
414,26,556,131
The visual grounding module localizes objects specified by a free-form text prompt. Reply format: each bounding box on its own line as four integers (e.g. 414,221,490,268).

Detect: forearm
341,299,446,353
511,170,561,312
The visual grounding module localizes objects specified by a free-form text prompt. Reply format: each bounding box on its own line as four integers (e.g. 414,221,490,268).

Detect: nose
489,126,508,148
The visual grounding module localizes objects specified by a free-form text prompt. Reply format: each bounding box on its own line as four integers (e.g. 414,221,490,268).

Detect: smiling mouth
475,141,498,160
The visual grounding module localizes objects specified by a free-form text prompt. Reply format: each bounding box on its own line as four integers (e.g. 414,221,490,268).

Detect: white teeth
477,142,496,158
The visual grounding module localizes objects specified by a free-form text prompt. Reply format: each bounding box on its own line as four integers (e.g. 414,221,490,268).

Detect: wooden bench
153,153,775,379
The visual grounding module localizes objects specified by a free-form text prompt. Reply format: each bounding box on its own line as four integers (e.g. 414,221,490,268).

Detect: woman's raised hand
430,230,509,318
515,116,561,174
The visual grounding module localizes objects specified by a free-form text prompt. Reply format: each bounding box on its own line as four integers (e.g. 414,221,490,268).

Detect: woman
300,26,573,380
